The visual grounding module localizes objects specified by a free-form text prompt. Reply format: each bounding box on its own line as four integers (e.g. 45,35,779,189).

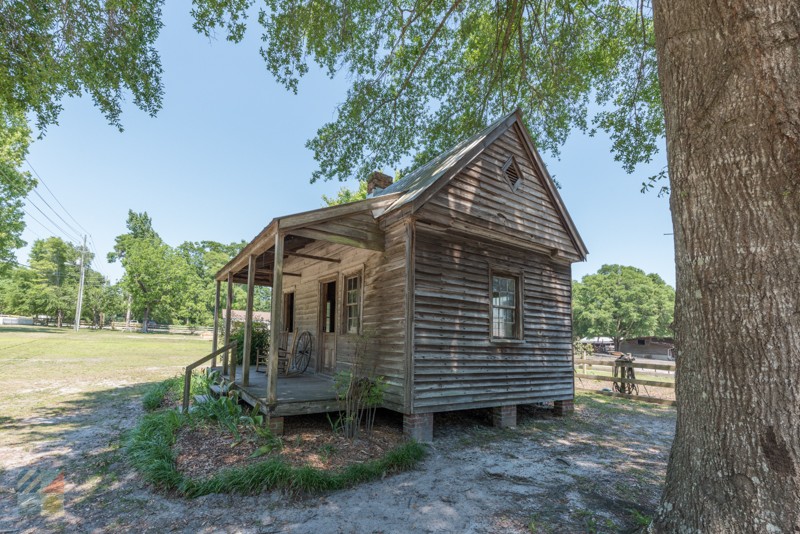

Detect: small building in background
221,310,271,326
618,336,674,360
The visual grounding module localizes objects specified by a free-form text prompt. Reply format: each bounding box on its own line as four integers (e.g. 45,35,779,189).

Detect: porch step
194,394,211,404
209,384,222,398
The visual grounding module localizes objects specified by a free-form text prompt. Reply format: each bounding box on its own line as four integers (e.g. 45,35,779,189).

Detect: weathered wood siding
409,124,580,413
416,122,582,262
283,221,407,411
412,226,574,412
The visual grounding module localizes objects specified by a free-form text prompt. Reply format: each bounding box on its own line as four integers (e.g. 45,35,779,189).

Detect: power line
19,206,67,242
25,158,91,236
4,162,113,284
87,236,111,280
23,226,42,240
31,188,84,238
24,160,113,282
0,169,81,244
0,169,71,242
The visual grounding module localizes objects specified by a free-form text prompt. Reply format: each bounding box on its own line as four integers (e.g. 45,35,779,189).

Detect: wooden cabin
618,337,675,361
210,109,588,440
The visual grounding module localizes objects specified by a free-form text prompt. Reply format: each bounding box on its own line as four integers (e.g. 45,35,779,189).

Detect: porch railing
182,340,238,412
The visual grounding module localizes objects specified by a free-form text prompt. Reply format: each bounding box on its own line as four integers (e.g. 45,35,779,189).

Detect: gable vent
505,164,519,187
501,156,523,192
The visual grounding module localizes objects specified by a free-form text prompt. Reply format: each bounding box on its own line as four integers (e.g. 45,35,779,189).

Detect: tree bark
142,306,149,334
57,309,63,328
650,0,800,532
125,294,131,328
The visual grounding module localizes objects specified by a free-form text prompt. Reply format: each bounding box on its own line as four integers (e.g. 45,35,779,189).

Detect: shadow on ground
0,377,672,534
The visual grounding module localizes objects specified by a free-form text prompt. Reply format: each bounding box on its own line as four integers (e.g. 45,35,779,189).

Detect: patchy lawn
0,326,675,533
0,325,212,449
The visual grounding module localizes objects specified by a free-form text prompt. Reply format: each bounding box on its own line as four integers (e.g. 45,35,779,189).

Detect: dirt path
0,389,674,534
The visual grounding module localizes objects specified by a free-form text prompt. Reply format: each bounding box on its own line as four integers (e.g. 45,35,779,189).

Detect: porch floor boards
210,366,340,417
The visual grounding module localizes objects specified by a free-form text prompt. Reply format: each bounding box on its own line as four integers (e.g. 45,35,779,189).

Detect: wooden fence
110,322,214,334
574,356,676,406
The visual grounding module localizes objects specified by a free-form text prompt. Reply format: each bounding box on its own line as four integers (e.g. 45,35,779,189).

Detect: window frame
340,266,364,336
488,265,525,343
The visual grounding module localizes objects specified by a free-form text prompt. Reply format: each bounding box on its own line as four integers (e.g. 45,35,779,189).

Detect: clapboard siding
417,123,582,262
281,221,407,411
412,225,574,412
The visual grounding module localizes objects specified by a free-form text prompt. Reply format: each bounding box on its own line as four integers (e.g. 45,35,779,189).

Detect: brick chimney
367,172,393,196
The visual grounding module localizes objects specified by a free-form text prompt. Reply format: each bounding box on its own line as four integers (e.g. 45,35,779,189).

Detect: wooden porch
208,193,402,409
210,365,341,417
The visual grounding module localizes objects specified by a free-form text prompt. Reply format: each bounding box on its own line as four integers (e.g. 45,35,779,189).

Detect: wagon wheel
287,331,313,376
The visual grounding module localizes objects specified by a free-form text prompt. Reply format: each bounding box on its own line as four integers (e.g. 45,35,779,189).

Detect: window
638,339,646,345
345,275,360,334
491,272,522,340
501,156,523,192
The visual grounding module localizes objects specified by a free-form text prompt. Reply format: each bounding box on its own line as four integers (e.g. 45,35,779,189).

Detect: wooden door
319,280,337,375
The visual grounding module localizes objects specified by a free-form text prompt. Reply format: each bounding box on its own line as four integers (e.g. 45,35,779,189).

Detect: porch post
268,233,284,404
223,273,233,376
242,254,256,387
212,280,220,367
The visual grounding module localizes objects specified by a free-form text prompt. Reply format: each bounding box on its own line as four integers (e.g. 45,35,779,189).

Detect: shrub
230,322,270,365
333,330,387,439
141,373,207,412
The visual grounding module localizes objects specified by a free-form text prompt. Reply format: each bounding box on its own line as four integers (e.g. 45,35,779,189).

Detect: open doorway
318,280,337,375
283,291,295,333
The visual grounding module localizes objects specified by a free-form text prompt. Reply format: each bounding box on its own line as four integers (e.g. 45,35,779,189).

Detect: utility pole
74,235,87,332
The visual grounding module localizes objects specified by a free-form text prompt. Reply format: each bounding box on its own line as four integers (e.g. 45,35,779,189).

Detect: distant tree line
0,210,270,332
0,237,123,327
572,264,675,352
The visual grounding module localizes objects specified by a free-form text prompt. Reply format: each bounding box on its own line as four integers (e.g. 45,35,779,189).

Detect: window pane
490,276,518,339
345,276,359,333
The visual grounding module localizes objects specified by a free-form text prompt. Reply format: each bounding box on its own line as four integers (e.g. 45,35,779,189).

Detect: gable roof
376,110,518,209
376,108,588,260
216,109,588,283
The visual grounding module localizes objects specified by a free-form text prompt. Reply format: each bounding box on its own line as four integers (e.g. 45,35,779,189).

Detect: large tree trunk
650,0,799,532
125,294,132,328
142,306,149,334
57,309,63,328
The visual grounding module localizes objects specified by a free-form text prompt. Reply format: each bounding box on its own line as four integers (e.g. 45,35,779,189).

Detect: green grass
0,325,212,447
126,377,427,497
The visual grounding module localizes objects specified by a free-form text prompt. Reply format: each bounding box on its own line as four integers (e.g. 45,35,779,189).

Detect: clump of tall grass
126,403,426,497
177,439,426,497
141,372,208,412
129,369,427,497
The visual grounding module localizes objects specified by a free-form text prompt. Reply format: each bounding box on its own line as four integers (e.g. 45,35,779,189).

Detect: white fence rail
110,322,215,334
0,315,34,326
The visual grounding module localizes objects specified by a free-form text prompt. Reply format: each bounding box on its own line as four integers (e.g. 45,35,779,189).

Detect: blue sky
17,3,675,287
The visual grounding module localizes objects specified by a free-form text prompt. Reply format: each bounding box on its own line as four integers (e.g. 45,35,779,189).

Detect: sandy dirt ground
0,389,674,534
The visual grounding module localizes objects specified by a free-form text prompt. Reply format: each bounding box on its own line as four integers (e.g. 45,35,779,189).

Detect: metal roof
375,110,517,212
